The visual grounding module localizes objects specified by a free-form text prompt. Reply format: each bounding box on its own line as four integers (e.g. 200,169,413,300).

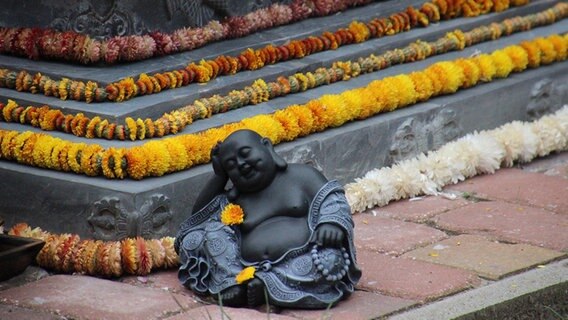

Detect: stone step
0,0,560,122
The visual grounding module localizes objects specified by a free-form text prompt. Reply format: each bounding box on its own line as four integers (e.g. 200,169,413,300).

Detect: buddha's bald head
217,130,286,193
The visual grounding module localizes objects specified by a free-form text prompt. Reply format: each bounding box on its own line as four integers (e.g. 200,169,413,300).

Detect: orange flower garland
0,0,533,103
0,34,565,180
8,223,179,277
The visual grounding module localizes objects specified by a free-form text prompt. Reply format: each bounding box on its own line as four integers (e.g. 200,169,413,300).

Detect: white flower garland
345,106,568,213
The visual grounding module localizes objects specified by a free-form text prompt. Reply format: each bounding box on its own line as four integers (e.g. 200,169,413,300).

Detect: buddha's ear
261,138,287,170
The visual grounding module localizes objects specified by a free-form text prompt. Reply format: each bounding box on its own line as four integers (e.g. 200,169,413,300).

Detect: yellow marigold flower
453,58,481,88
519,41,541,68
391,75,418,107
473,54,497,82
318,94,350,128
125,117,138,141
305,100,333,132
408,71,434,101
428,62,465,95
163,139,189,171
547,34,567,61
221,203,245,226
502,45,528,72
348,21,370,43
490,50,514,78
2,99,18,122
534,37,557,65
136,118,146,140
67,142,87,174
235,266,256,284
144,141,171,177
340,89,364,120
273,109,302,142
287,104,314,137
242,114,285,144
125,146,149,180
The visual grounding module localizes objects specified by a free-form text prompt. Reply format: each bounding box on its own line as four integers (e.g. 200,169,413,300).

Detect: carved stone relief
526,78,567,121
386,108,462,165
166,0,230,27
50,1,148,38
87,194,173,240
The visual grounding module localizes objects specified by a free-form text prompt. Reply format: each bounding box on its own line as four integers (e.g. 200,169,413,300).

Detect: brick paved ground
1,152,566,320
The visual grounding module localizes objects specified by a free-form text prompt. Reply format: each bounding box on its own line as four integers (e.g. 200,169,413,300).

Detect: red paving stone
353,215,448,255
432,201,568,251
403,235,565,280
165,304,297,320
356,251,480,301
0,275,200,320
446,168,568,214
364,195,470,223
280,290,416,320
120,270,194,296
0,304,64,320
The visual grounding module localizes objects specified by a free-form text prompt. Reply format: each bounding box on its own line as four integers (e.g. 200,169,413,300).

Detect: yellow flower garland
0,34,565,180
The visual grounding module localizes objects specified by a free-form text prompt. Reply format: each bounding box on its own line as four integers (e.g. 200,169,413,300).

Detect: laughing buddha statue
175,129,361,309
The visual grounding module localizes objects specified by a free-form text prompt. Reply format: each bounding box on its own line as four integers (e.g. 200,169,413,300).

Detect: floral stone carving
87,195,172,240
387,108,462,165
526,78,566,121
50,0,147,38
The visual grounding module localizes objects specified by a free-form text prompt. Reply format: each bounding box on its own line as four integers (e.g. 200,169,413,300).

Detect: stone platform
0,0,567,239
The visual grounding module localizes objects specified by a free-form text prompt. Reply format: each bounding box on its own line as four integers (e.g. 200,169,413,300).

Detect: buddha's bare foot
247,278,266,307
217,285,246,307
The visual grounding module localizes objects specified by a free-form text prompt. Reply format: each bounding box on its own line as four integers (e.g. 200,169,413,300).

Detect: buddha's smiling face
219,131,277,193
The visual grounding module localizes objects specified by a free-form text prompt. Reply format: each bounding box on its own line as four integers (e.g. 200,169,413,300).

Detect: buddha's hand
211,143,228,180
313,223,344,248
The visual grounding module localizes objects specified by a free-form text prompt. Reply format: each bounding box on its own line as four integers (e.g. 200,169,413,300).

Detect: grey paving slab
403,235,566,280
389,259,568,320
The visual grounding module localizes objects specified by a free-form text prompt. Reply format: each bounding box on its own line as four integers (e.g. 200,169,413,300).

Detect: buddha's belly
241,216,310,262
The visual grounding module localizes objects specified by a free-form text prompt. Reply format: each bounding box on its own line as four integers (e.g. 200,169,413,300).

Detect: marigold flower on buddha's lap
221,203,245,226
473,54,497,82
502,45,528,72
235,266,256,284
490,50,514,78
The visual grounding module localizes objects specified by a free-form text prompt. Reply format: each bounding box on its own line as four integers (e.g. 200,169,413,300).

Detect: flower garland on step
0,34,565,179
0,0,376,65
0,0,530,103
2,3,564,141
6,105,567,278
8,223,179,277
346,105,568,212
